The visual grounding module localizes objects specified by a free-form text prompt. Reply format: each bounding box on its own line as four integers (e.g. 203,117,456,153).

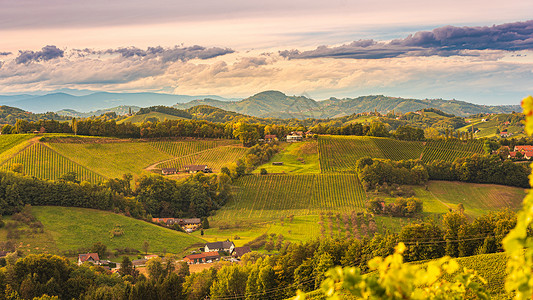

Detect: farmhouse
161,168,177,175
204,240,235,253
144,254,159,260
78,253,100,265
184,251,220,264
232,246,251,258
264,134,277,142
183,165,212,173
286,135,303,142
272,162,284,166
514,145,533,152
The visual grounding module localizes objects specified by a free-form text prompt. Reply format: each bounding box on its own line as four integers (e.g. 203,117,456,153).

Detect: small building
204,240,235,253
184,251,221,264
286,135,303,142
132,259,147,267
78,253,100,265
152,217,202,232
144,255,159,260
232,246,251,258
183,165,212,173
515,145,533,152
272,162,284,166
264,135,277,142
161,168,177,175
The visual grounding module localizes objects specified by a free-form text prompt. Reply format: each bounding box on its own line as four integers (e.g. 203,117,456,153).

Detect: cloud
15,45,64,64
103,45,234,62
281,20,533,59
0,52,11,56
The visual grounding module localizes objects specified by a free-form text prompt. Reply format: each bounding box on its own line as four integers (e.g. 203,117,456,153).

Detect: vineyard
0,143,105,183
318,136,385,172
372,138,425,161
0,134,32,155
150,139,238,157
421,139,484,163
318,135,425,172
156,145,249,172
213,174,366,221
48,141,174,178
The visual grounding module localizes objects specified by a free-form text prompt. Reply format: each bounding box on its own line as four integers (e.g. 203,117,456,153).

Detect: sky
0,0,532,105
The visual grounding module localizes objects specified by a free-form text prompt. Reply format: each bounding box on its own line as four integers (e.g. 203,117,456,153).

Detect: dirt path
428,189,453,210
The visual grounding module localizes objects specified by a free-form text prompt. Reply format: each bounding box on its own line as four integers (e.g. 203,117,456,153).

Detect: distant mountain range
173,91,522,118
0,92,234,113
0,90,522,118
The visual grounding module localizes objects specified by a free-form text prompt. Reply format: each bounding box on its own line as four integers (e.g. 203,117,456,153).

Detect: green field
0,134,33,155
213,174,366,222
0,206,205,256
318,136,385,172
0,143,106,182
421,139,484,163
48,141,174,178
157,145,248,172
150,139,238,157
253,141,320,174
318,135,426,172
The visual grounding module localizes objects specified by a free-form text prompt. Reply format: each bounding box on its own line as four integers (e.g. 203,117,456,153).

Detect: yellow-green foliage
315,243,489,300
215,174,366,221
0,134,32,155
157,145,248,172
503,95,533,299
0,143,105,183
421,139,484,163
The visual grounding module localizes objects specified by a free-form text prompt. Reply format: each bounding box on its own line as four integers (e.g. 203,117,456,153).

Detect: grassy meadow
253,141,320,174
0,206,206,256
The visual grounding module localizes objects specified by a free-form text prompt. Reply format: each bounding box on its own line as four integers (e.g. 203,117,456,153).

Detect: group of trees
426,154,530,188
356,158,429,190
366,197,423,217
0,170,231,220
356,154,530,189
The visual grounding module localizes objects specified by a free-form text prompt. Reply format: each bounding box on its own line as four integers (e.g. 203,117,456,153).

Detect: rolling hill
0,206,205,256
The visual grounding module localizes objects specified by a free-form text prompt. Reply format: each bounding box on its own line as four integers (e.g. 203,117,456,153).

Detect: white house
204,240,235,253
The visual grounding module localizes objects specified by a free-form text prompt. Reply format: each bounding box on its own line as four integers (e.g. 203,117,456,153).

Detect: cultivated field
0,134,33,155
421,139,484,163
156,145,248,172
150,139,238,157
0,143,106,182
318,135,425,172
213,174,366,222
0,206,205,255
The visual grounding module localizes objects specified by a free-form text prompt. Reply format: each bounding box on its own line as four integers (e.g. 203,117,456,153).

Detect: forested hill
174,91,521,119
0,105,71,125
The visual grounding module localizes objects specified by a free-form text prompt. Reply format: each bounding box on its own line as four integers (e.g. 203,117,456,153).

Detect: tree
260,168,268,175
59,171,79,183
11,163,23,174
119,256,134,277
71,118,78,135
233,122,260,146
201,217,210,229
142,240,150,254
90,242,107,259
146,257,164,280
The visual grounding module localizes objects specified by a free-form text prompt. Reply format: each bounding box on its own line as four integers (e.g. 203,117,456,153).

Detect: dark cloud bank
281,20,533,59
16,45,64,64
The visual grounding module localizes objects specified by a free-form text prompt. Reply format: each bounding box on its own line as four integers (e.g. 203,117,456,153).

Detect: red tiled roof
79,253,100,263
515,145,533,152
185,251,220,260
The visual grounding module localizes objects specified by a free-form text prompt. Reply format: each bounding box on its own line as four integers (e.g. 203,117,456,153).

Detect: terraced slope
0,143,105,182
150,139,238,157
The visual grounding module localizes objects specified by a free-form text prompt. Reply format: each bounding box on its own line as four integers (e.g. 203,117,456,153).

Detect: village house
514,145,533,152
204,240,235,253
231,246,251,258
144,254,159,260
161,168,177,175
184,251,220,264
286,135,303,142
183,165,212,173
264,134,277,142
78,253,100,265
